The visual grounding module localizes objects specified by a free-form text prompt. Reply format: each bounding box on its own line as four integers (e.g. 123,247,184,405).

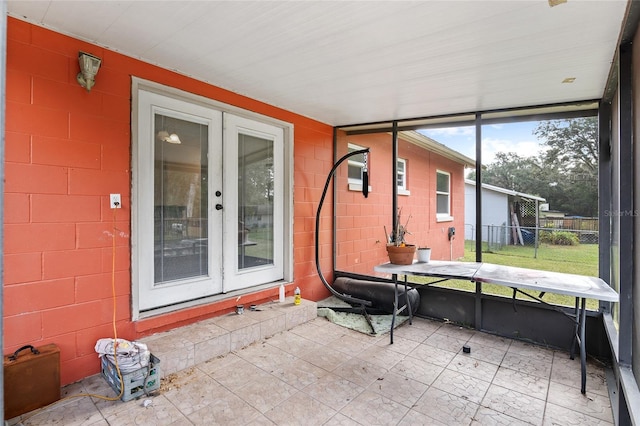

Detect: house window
397,158,410,195
132,79,292,318
348,143,366,184
347,143,371,192
436,170,453,221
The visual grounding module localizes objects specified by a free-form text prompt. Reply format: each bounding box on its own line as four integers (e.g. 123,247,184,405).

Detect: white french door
135,86,286,312
223,115,284,291
136,90,223,310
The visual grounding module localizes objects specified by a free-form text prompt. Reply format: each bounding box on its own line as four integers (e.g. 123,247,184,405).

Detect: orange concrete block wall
3,18,335,385
335,132,466,274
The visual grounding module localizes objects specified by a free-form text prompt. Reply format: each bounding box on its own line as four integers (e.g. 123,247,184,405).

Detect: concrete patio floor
7,301,614,425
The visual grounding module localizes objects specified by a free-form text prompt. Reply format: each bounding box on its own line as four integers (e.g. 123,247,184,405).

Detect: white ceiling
6,1,630,127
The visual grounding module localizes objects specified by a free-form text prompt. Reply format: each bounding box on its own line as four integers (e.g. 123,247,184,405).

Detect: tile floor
9,305,614,426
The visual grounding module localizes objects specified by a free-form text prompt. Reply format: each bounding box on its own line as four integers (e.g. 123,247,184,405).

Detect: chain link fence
466,224,598,249
466,195,599,255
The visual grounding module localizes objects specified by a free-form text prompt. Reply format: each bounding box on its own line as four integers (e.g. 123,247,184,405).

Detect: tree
534,117,598,217
469,117,599,217
469,152,543,193
534,117,598,173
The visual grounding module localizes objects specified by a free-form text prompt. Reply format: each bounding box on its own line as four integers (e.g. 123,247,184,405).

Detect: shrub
539,230,554,244
553,231,580,245
540,230,579,246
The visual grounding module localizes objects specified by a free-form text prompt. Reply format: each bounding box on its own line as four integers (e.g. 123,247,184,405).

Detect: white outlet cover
110,194,122,208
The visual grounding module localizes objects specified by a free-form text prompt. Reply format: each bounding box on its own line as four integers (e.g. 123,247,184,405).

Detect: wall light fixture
77,52,102,91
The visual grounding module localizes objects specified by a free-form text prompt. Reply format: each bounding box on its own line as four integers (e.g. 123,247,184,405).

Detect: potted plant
385,208,416,265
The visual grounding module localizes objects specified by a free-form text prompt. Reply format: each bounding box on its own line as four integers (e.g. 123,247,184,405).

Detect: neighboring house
335,131,475,274
464,180,546,245
539,209,566,220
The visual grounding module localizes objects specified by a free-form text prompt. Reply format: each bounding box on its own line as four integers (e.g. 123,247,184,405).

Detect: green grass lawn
408,242,600,310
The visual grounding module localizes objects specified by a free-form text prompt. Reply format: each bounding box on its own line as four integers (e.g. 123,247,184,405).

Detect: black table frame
375,261,618,394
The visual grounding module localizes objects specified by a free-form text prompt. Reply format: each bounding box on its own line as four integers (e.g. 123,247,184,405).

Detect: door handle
215,204,223,210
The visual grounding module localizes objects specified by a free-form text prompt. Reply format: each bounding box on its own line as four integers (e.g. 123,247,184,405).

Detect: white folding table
374,260,619,394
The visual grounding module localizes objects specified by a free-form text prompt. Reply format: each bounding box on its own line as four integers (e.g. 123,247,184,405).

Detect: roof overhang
465,179,546,202
401,131,476,168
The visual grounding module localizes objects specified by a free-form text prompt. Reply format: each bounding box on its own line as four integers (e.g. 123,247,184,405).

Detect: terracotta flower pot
386,244,416,265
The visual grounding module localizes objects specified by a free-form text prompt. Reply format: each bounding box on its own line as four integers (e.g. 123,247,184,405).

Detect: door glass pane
238,133,274,270
154,113,208,283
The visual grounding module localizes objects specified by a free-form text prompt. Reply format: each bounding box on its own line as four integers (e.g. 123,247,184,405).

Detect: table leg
579,297,587,394
570,297,579,360
390,273,398,345
568,297,587,393
404,275,412,325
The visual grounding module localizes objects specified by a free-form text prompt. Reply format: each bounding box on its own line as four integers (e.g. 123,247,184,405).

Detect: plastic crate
100,354,161,402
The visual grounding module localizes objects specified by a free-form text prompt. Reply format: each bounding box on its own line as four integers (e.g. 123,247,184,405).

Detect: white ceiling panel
6,0,630,126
